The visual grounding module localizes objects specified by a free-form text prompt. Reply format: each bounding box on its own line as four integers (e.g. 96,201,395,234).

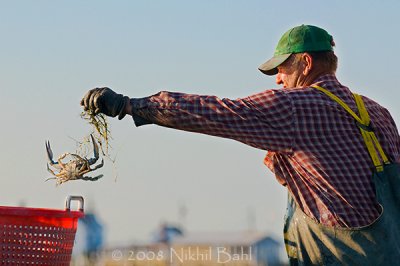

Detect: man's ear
302,53,313,76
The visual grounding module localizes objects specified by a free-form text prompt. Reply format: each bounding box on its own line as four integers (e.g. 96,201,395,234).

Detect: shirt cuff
130,98,153,127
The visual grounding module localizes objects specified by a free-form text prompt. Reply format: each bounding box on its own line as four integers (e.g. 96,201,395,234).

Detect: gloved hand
80,87,130,120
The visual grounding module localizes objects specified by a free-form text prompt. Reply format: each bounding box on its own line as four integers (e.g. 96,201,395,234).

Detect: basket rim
0,205,84,218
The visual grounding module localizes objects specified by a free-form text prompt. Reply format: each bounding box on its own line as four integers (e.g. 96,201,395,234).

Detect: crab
46,135,104,185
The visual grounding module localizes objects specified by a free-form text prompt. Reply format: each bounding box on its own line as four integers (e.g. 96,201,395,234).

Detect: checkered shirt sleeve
131,89,295,152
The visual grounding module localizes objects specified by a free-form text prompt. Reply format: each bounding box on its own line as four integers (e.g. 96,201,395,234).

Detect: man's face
275,54,304,88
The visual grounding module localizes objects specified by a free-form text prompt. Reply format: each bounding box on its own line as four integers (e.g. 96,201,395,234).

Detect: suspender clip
356,121,374,132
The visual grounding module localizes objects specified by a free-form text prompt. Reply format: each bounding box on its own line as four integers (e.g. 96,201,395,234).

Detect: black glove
80,87,130,120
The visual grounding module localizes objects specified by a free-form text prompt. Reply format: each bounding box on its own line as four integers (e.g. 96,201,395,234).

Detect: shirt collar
312,73,339,85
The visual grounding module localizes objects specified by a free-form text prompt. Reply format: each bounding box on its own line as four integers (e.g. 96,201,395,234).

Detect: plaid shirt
131,74,400,227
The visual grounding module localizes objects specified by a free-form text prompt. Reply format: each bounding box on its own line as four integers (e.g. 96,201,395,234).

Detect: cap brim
258,53,291,75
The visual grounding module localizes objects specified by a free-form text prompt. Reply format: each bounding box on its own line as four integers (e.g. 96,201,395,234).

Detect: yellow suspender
312,85,389,172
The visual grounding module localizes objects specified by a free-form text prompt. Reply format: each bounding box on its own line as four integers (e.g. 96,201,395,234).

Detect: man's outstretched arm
81,87,295,152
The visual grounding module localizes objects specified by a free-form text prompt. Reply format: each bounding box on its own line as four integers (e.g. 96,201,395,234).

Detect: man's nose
276,73,283,85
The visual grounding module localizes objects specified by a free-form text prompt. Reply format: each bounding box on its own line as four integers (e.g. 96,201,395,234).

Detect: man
81,25,400,264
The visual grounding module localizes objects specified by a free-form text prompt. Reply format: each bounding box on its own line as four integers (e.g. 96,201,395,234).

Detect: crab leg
46,164,58,176
77,168,92,176
79,174,104,181
46,171,67,183
57,153,70,169
74,158,104,180
56,173,69,183
68,154,90,173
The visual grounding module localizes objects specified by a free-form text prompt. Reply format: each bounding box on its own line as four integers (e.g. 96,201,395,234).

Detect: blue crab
46,135,104,185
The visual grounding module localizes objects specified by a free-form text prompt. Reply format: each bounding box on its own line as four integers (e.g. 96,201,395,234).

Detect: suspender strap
353,93,390,168
312,85,389,172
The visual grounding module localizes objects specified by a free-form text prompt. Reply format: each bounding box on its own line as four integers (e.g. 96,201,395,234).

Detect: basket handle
65,195,84,212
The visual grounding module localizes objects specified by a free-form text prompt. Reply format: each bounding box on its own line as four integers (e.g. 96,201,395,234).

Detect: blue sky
1,0,400,246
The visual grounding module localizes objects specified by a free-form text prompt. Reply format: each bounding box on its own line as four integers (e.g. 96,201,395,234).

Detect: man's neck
299,71,335,87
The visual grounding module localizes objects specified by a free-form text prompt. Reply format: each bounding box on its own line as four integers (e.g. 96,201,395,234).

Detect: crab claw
87,134,100,165
92,158,104,171
45,140,58,166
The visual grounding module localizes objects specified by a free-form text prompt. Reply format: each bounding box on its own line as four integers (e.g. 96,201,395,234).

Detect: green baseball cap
258,25,334,75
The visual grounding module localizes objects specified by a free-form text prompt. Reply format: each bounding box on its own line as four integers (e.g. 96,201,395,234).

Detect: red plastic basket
0,196,84,265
